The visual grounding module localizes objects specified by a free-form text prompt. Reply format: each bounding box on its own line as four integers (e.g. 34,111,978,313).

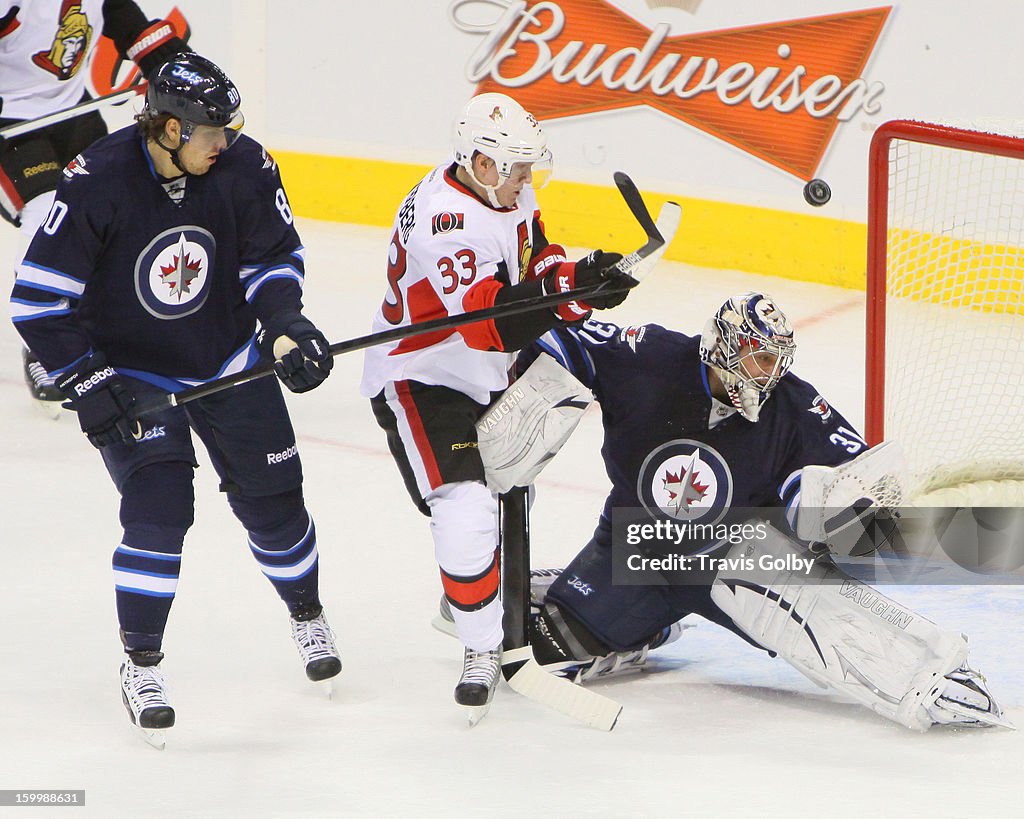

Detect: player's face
737,342,785,389
177,124,236,174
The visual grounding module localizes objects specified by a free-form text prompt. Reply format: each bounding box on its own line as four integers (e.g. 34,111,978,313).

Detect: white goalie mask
699,292,796,422
452,92,553,207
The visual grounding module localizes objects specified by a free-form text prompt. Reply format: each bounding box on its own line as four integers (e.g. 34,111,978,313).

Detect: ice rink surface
1,219,1021,817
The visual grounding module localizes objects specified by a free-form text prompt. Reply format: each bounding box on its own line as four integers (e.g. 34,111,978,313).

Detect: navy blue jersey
522,319,866,543
10,126,305,388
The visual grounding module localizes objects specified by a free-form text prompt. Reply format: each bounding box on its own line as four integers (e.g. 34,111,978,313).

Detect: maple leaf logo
159,233,203,300
662,452,710,514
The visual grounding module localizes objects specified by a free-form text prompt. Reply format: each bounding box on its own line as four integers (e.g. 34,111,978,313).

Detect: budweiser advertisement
450,0,891,180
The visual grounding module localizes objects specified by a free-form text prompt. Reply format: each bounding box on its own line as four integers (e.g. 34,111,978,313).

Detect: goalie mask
452,92,553,208
699,292,796,422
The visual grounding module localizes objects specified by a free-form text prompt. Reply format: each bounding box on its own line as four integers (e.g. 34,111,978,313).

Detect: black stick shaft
500,487,531,680
133,278,630,417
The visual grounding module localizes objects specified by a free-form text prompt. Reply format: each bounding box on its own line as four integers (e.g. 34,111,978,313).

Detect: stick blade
623,201,681,283
502,647,622,731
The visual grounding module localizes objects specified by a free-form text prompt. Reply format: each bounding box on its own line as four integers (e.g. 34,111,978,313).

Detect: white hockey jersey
360,163,544,405
0,0,104,120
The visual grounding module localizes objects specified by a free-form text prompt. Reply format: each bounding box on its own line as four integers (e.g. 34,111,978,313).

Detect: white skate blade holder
135,726,168,751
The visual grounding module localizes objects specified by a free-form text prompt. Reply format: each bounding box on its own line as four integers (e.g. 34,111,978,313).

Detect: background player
9,53,339,746
1,0,191,408
360,91,635,721
515,292,1006,729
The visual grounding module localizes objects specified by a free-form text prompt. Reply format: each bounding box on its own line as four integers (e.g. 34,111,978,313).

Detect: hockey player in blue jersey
498,292,1007,730
10,53,340,746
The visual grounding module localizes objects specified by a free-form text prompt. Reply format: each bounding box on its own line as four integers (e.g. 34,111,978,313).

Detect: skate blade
942,702,1016,730
463,703,491,727
137,727,168,750
320,678,335,700
431,615,458,639
31,398,63,420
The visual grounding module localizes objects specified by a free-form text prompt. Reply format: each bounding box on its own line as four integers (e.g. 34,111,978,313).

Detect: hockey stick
499,488,622,730
132,176,681,418
0,85,147,142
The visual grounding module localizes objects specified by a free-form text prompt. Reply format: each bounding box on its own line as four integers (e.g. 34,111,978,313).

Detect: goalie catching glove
259,310,334,393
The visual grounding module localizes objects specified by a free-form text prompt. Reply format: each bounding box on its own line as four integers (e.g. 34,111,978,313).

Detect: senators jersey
360,163,544,405
522,319,867,547
10,126,306,387
0,0,177,120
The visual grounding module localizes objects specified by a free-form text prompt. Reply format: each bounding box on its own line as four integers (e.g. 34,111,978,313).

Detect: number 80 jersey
359,163,542,405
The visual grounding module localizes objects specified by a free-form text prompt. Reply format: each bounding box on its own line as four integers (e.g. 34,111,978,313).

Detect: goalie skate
455,647,502,726
564,622,688,684
120,653,174,750
927,665,1015,729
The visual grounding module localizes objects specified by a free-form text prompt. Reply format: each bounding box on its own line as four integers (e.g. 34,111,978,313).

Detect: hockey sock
115,462,194,652
230,489,322,616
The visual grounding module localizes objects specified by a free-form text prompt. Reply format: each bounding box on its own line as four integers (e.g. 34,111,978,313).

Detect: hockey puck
803,178,831,207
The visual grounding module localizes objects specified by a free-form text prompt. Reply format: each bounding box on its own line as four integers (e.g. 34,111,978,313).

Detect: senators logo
33,1,93,80
431,212,465,235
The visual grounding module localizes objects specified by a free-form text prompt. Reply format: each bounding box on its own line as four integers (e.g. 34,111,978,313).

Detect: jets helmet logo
637,439,733,523
134,227,216,319
32,1,93,80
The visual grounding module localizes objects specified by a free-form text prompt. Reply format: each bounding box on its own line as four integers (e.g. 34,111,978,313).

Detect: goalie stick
0,85,147,142
132,174,681,418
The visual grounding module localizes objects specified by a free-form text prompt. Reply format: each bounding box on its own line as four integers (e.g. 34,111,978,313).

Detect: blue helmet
144,52,243,148
699,292,796,422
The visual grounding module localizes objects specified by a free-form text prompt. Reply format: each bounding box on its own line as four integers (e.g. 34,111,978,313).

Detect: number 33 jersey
360,163,544,404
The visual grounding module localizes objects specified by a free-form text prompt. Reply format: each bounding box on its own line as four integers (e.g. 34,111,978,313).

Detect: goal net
866,120,1024,505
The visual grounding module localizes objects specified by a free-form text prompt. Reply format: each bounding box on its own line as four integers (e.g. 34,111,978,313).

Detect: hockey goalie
461,293,1011,731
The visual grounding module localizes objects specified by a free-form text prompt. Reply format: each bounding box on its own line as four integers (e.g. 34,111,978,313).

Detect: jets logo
62,154,88,179
808,394,832,422
32,1,93,80
637,439,733,523
620,325,646,352
134,227,216,320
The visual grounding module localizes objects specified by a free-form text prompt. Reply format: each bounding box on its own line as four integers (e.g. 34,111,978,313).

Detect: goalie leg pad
476,353,592,494
710,523,969,730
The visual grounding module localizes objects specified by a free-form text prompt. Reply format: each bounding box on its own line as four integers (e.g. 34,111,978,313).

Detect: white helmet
452,92,553,206
699,292,796,422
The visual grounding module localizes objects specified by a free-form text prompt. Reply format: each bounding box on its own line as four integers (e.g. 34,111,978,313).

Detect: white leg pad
710,523,968,730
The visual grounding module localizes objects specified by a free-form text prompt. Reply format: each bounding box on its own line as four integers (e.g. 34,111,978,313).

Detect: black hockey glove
260,311,334,393
568,250,633,309
57,353,141,449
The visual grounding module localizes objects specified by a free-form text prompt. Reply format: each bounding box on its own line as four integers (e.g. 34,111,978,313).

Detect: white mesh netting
881,126,1024,501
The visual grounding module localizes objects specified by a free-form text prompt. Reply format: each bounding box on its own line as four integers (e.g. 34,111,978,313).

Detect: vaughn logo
450,0,890,179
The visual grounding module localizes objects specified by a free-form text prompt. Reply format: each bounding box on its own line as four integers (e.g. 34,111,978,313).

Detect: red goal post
866,120,1024,503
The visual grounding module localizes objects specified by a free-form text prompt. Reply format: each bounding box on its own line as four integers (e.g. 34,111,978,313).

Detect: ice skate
22,347,63,419
927,664,1014,729
567,622,689,684
455,647,501,726
291,608,342,695
120,652,174,750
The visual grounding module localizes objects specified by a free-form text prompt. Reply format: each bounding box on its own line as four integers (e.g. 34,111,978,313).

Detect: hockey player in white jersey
360,92,636,722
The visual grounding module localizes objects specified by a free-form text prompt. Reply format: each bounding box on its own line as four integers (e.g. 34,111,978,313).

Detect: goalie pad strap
477,354,592,494
710,523,967,730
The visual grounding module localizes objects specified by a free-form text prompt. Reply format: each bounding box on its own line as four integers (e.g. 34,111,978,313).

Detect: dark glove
260,311,333,393
57,353,140,449
543,250,631,321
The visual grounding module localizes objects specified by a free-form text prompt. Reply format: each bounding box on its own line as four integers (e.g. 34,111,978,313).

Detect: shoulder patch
431,212,464,235
808,394,832,422
619,325,647,352
62,154,89,180
260,148,276,172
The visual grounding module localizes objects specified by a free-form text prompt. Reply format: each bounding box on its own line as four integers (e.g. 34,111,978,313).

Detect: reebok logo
267,444,298,464
71,366,116,397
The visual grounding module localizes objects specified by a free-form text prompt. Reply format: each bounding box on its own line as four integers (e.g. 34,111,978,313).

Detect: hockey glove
261,311,334,393
57,353,141,449
543,250,630,322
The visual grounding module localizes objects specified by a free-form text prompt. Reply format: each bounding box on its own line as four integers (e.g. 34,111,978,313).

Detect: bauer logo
450,1,890,180
637,439,733,524
134,227,215,320
432,212,465,234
